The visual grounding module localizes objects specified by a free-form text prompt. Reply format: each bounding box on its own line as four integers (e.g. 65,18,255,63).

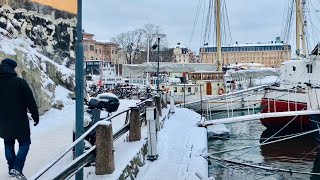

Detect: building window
95,49,97,53
188,87,191,92
84,45,88,51
90,45,94,51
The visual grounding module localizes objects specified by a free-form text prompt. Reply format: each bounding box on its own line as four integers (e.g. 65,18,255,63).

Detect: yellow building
30,0,77,14
83,32,119,64
200,40,291,68
0,0,8,5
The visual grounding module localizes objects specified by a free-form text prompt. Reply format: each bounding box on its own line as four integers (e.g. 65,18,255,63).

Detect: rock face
0,4,76,114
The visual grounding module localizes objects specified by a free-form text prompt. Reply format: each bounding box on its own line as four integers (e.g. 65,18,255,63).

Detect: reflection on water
208,119,320,180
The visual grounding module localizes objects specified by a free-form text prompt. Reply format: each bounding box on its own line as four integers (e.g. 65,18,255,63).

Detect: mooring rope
208,156,320,176
208,128,320,155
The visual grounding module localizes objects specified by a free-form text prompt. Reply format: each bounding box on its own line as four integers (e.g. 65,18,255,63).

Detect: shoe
9,169,27,180
8,170,15,177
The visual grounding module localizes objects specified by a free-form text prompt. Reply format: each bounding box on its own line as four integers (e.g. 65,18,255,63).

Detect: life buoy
218,88,224,95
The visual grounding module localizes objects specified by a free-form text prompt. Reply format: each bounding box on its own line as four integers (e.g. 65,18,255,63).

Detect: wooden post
95,123,115,175
154,95,162,117
145,99,153,107
129,107,141,141
154,95,161,131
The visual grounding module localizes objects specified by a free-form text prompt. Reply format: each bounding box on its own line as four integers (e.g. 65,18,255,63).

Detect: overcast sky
83,0,320,54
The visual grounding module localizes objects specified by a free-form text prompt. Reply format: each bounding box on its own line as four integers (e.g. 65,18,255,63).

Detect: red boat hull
260,98,309,132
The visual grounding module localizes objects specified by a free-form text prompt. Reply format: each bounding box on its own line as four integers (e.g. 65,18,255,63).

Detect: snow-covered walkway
0,96,209,180
0,96,140,180
136,108,208,180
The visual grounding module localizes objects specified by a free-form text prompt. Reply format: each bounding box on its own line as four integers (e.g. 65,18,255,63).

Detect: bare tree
112,29,144,64
112,23,170,64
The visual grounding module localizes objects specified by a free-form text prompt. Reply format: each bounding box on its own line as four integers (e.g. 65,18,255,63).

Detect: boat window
174,87,177,92
181,87,185,92
306,64,313,73
188,87,191,92
293,66,296,71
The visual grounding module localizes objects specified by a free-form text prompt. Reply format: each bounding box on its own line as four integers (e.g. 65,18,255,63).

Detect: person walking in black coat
0,58,39,179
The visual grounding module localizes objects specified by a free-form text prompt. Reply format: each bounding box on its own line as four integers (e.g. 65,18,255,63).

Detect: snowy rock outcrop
0,4,76,114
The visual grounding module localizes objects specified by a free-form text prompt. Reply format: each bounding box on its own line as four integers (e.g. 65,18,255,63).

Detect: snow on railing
30,98,152,180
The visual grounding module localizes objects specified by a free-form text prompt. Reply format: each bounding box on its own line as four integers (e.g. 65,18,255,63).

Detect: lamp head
152,44,158,49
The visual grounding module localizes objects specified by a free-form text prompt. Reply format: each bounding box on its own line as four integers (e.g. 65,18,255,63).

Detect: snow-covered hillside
0,4,77,114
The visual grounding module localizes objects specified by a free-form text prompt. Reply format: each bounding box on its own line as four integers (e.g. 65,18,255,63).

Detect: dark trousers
4,136,31,173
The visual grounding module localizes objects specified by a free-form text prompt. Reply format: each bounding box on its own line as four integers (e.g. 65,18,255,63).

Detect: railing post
146,107,158,161
274,90,277,112
154,95,162,117
162,92,168,108
129,107,141,141
295,88,297,111
154,95,161,131
288,88,290,111
95,123,115,175
145,99,154,107
170,90,175,114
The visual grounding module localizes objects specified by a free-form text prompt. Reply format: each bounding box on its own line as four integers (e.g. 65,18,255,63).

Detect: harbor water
207,110,320,180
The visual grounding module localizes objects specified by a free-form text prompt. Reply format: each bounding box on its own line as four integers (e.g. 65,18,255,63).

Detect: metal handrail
53,115,147,179
29,108,129,180
30,98,152,180
52,123,131,180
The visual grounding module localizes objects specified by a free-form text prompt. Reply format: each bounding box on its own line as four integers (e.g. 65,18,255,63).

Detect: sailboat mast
215,0,222,71
296,0,301,59
296,0,308,58
301,0,307,57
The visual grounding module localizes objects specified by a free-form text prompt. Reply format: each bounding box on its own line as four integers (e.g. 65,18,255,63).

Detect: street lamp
151,34,166,93
152,38,161,93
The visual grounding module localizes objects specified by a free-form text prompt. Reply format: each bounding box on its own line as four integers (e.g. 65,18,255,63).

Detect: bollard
162,93,168,108
129,107,141,141
170,90,175,114
146,107,158,161
95,122,115,175
154,95,162,117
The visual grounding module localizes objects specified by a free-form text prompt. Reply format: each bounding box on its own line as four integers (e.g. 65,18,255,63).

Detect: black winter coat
0,63,39,139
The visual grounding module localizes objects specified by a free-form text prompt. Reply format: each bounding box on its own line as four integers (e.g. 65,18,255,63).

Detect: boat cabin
188,71,225,96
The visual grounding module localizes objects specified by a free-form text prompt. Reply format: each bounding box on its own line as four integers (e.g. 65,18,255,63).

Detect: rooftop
203,42,289,48
96,40,118,46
